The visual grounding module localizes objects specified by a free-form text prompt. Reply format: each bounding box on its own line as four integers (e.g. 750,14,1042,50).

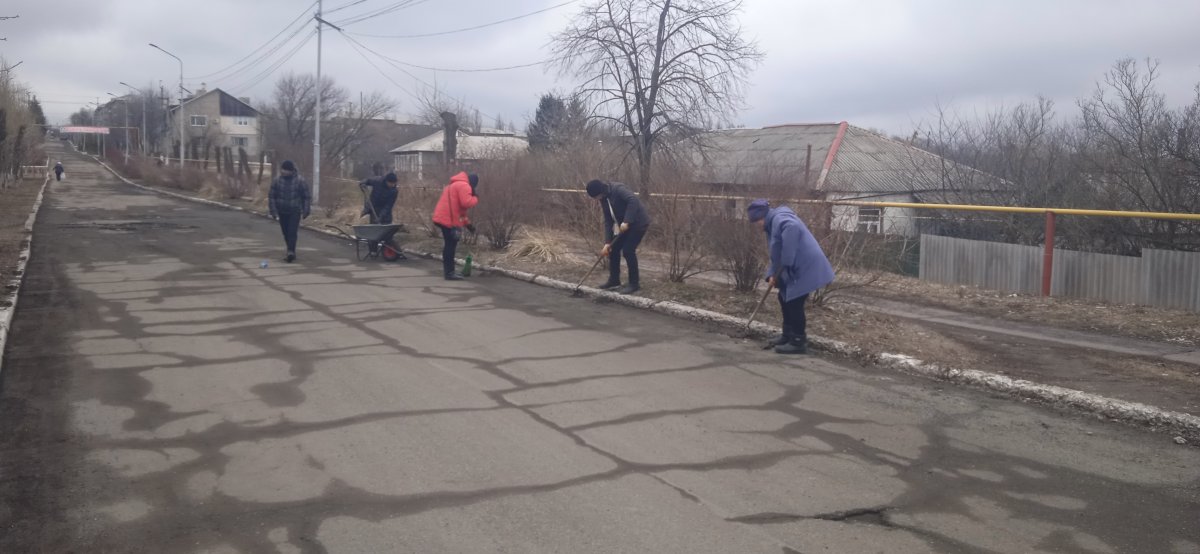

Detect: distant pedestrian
747,199,834,355
268,160,312,263
360,172,399,225
586,179,651,295
432,171,479,280
53,161,64,181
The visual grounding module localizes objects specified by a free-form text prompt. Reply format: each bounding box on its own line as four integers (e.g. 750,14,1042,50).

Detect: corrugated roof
695,123,1001,194
390,130,528,159
694,124,840,187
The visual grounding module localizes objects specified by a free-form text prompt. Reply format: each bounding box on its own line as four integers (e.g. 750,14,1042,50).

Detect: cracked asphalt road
1,143,1198,553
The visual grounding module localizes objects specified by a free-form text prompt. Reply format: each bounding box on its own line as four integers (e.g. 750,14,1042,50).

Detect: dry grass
504,228,580,265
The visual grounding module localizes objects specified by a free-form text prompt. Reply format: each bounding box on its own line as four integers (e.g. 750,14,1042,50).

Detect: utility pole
313,0,323,205
150,43,184,179
120,82,146,156
108,92,130,164
312,8,342,205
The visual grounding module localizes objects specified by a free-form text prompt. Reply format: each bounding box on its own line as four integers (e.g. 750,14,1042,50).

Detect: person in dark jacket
268,160,312,263
360,172,399,224
586,179,651,295
748,199,835,354
53,161,64,181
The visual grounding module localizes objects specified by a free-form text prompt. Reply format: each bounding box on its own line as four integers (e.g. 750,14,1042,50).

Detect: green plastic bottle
462,253,473,277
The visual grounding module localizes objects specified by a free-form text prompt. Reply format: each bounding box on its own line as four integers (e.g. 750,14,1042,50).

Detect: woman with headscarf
747,199,834,354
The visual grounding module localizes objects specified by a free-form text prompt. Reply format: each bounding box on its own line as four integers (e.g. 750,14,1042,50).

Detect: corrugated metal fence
919,234,1200,311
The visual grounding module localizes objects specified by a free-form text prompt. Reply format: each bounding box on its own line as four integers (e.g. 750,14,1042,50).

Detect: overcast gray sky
3,0,1198,134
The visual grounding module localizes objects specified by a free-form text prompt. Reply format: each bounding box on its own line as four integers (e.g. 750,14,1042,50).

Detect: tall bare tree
262,72,395,177
551,0,763,195
1078,58,1200,251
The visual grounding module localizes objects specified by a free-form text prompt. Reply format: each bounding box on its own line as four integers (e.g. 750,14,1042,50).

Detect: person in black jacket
360,172,399,224
586,179,652,295
268,160,312,263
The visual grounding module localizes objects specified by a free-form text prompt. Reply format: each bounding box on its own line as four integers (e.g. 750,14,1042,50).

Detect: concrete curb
94,160,1200,438
0,170,52,377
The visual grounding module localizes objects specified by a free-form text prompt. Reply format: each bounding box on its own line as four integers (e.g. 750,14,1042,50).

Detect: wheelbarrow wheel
381,244,401,262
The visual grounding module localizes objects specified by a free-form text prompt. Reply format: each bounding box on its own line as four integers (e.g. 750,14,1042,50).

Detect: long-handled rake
741,278,776,338
571,231,622,297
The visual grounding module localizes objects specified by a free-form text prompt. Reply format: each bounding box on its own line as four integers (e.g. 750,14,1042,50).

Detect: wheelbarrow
327,223,408,262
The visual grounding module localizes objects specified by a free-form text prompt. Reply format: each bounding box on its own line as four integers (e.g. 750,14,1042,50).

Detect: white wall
825,192,919,237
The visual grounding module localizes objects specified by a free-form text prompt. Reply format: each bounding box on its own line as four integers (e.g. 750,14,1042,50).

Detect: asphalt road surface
2,143,1198,553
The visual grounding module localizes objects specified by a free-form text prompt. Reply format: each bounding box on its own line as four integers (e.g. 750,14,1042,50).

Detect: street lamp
0,60,22,73
149,43,184,178
108,92,130,165
119,81,146,156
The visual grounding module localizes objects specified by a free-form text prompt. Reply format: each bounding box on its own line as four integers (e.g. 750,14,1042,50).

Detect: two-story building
164,86,262,160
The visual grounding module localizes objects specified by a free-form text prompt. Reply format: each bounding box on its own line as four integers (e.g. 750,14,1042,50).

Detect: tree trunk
440,111,459,171
203,143,211,171
258,151,267,185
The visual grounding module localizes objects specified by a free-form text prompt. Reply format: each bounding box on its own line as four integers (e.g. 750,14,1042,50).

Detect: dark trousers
278,212,301,253
54,172,62,181
438,224,460,276
609,225,648,285
779,292,809,344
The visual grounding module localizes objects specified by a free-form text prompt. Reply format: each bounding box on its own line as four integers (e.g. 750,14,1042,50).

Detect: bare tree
1078,58,1200,251
550,0,763,196
322,91,397,175
262,72,347,165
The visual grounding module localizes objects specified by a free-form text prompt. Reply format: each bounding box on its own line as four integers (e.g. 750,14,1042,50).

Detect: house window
233,137,249,148
190,115,207,127
236,117,251,126
396,154,418,174
857,207,882,234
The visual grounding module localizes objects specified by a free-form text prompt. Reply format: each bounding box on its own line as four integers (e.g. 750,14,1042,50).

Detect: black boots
597,279,621,290
618,283,640,295
774,339,807,355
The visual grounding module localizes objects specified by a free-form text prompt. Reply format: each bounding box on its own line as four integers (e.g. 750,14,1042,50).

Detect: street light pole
120,81,146,156
108,93,130,165
149,43,184,179
313,0,323,205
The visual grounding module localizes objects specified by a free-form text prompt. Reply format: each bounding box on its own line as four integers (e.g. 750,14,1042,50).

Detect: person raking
360,172,399,224
268,160,312,263
432,172,479,280
53,161,64,181
747,199,834,355
586,179,651,295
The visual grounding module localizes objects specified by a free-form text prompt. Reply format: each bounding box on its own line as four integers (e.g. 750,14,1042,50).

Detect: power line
326,0,369,14
348,33,551,73
338,31,424,104
229,29,318,95
185,0,317,80
349,0,578,39
214,25,313,88
339,32,518,128
334,0,434,26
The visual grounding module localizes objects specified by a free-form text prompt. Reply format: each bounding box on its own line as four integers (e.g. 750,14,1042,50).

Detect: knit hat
747,199,770,222
280,160,297,172
585,179,608,198
384,172,398,183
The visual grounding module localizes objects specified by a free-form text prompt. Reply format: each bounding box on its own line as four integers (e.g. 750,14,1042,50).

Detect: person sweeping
432,172,479,280
586,179,651,295
268,160,312,263
747,199,834,355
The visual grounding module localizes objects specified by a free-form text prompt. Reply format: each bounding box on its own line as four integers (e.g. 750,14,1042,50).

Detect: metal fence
919,234,1200,311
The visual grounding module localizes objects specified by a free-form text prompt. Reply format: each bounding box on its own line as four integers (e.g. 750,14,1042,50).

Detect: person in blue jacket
747,199,835,354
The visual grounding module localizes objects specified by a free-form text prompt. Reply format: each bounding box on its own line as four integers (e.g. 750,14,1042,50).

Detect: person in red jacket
432,172,479,280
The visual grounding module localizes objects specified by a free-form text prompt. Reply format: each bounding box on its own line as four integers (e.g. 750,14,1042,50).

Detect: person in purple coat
748,199,835,354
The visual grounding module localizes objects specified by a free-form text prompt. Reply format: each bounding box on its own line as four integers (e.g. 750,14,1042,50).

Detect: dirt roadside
0,175,47,304
96,164,1200,423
